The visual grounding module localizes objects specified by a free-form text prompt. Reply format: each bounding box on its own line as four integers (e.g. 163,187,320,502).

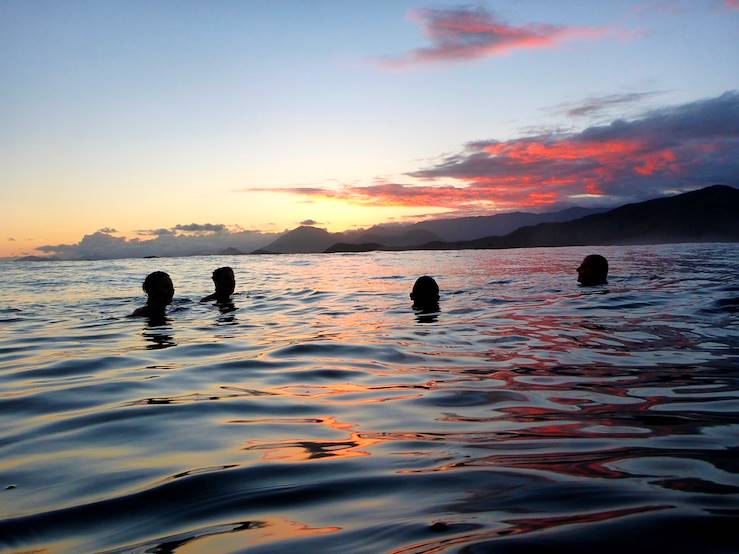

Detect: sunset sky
1,0,738,257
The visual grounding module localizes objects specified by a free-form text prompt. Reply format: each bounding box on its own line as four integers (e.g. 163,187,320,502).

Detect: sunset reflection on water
0,244,738,553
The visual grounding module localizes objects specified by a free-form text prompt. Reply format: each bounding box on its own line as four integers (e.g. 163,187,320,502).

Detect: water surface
1,244,738,553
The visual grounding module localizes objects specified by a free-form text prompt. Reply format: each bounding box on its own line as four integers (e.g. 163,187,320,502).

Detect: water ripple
0,244,738,552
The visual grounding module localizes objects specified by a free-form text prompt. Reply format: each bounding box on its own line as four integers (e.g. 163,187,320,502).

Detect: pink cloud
244,92,739,211
251,183,491,209
379,6,610,68
726,0,739,9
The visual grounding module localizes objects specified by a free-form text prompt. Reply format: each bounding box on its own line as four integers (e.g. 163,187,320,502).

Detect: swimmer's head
212,266,235,299
577,254,608,286
410,275,440,308
143,271,175,307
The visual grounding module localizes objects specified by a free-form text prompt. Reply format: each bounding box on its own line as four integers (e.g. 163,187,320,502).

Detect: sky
1,0,738,257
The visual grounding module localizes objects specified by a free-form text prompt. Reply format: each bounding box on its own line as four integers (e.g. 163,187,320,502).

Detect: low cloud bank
36,226,279,260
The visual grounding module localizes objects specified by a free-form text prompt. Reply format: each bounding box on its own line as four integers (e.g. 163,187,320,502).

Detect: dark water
1,244,738,553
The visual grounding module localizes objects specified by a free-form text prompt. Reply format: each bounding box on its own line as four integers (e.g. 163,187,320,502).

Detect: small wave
1,245,738,553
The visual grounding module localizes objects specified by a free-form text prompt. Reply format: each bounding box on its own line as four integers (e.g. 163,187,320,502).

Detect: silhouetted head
143,271,174,308
577,254,608,286
212,266,235,300
410,276,440,308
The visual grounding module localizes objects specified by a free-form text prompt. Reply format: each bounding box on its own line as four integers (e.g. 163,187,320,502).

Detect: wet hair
212,266,234,281
210,266,235,300
143,271,173,294
410,275,440,307
578,254,609,286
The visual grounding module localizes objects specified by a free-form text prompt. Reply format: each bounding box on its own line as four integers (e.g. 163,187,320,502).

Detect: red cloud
379,6,610,68
256,181,594,211
244,92,739,211
726,0,739,9
254,183,495,209
482,138,679,177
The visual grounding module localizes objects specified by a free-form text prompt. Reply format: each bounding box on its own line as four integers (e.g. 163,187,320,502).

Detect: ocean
1,244,738,553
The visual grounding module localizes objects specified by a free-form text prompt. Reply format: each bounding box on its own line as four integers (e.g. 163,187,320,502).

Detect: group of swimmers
131,266,235,318
131,254,609,318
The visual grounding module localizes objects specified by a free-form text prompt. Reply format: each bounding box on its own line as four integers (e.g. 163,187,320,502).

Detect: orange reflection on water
241,415,382,463
166,516,341,554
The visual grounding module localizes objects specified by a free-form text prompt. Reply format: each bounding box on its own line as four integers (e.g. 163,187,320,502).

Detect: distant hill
414,185,739,251
348,228,441,247
325,242,385,253
261,225,442,254
260,226,339,254
324,185,739,253
254,208,603,254
400,206,606,242
217,247,244,255
261,206,606,254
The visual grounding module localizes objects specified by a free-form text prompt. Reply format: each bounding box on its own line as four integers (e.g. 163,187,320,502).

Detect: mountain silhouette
325,185,739,253
348,228,441,247
261,226,339,254
325,242,385,253
259,207,607,254
330,206,605,247
414,185,739,251
18,186,737,261
217,247,244,255
261,225,443,254
388,206,605,242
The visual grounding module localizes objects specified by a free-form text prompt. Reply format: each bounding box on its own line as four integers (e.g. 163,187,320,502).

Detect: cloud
554,91,666,118
136,227,175,237
37,227,281,260
97,227,118,234
258,182,490,209
726,0,739,9
257,91,739,210
410,90,739,206
378,6,610,68
174,223,226,233
299,219,321,226
8,237,15,241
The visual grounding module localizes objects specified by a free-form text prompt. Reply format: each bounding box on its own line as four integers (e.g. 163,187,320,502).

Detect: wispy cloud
299,219,322,226
254,91,739,210
636,0,738,15
378,6,611,68
174,223,227,234
136,227,175,237
553,91,666,118
136,223,230,237
255,182,487,209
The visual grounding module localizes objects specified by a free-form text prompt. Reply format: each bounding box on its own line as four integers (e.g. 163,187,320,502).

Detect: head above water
410,275,440,308
212,266,235,299
577,254,609,286
143,271,175,307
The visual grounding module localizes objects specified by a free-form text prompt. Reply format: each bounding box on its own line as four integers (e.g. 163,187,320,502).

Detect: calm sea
1,244,738,553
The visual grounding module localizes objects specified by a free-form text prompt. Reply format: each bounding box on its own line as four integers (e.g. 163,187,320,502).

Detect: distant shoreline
7,238,739,263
